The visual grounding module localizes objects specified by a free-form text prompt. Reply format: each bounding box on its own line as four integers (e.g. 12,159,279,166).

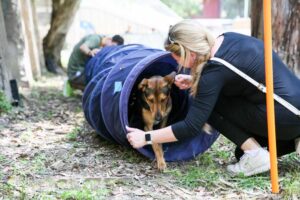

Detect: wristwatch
145,133,152,145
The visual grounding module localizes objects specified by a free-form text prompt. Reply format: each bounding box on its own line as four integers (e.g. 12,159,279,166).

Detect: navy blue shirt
171,32,300,140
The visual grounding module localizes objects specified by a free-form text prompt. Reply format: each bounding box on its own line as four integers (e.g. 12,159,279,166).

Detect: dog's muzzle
154,120,161,125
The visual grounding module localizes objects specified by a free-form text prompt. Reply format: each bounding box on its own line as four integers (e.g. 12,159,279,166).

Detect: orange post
263,0,279,193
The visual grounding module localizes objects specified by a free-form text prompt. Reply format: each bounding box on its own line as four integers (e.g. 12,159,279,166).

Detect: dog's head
138,72,176,125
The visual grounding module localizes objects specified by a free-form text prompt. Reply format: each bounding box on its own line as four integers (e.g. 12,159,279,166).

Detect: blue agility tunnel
83,44,219,162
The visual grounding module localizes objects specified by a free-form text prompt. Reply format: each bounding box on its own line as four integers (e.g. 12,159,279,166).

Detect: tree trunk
0,1,12,100
20,0,41,80
251,0,300,76
250,0,263,39
31,0,46,75
1,0,23,81
1,0,34,87
42,0,81,74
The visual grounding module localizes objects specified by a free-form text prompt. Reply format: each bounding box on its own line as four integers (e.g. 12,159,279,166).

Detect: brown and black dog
137,71,176,171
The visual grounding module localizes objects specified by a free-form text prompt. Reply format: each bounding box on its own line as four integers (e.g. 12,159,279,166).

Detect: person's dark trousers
208,96,300,159
69,73,86,91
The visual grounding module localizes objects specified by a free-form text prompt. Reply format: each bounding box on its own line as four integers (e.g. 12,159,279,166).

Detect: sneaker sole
244,164,270,176
227,163,270,177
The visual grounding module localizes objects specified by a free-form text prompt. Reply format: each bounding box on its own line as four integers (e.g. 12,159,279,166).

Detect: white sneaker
295,138,300,156
227,148,270,176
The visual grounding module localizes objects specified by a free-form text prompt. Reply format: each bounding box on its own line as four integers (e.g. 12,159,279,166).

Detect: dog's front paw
157,160,167,172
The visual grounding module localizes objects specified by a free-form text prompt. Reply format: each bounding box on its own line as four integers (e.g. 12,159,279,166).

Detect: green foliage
232,175,270,190
120,148,145,163
60,186,110,200
0,183,15,198
180,166,219,188
0,154,6,162
281,160,300,199
283,178,300,198
160,0,202,18
67,127,81,141
61,189,94,200
166,154,220,189
31,154,47,173
0,91,12,114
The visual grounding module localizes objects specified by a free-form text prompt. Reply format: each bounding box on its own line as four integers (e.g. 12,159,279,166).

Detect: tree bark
251,0,300,76
20,0,42,80
1,0,35,87
31,0,46,75
0,1,12,100
42,0,81,74
250,0,263,39
1,0,23,81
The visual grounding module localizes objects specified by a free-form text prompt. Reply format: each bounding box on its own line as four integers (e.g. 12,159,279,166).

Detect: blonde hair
165,19,215,96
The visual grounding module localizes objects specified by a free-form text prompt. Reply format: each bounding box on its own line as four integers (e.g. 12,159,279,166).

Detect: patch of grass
231,174,270,190
0,154,6,162
31,154,47,173
281,170,300,199
0,171,4,180
4,171,29,199
10,154,46,177
12,159,29,178
212,150,232,160
0,154,9,180
31,193,56,200
67,127,81,141
196,152,215,166
166,154,221,189
0,183,15,198
0,91,12,114
275,153,300,199
283,180,300,199
170,166,220,188
43,110,53,119
74,106,82,113
61,189,94,200
120,149,145,163
60,185,110,200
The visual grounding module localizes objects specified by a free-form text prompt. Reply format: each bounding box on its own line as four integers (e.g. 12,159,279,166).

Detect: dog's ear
164,71,176,84
138,78,148,91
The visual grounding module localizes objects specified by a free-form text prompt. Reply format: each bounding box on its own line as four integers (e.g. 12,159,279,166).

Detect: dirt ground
0,76,299,200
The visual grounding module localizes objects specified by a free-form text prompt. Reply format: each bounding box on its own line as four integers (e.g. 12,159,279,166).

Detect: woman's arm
126,126,177,149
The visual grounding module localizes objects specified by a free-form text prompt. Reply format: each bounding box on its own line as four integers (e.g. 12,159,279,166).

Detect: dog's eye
161,98,166,102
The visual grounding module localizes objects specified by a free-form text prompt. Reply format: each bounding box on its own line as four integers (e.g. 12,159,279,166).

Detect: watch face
145,133,151,142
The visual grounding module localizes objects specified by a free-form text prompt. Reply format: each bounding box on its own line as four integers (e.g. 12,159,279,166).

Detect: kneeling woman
126,19,300,176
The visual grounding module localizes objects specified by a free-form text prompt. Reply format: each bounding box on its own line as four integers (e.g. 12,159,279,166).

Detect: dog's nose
155,113,162,122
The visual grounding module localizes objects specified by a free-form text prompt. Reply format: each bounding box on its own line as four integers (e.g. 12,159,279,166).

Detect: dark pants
69,73,86,91
208,96,300,159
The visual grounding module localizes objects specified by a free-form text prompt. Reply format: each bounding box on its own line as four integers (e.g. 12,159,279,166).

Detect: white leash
210,57,300,117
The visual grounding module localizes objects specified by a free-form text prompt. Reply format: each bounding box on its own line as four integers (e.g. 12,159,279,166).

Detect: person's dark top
171,32,300,140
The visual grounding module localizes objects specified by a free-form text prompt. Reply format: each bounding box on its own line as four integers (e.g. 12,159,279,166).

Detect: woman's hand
126,126,147,148
174,74,192,90
88,48,100,57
